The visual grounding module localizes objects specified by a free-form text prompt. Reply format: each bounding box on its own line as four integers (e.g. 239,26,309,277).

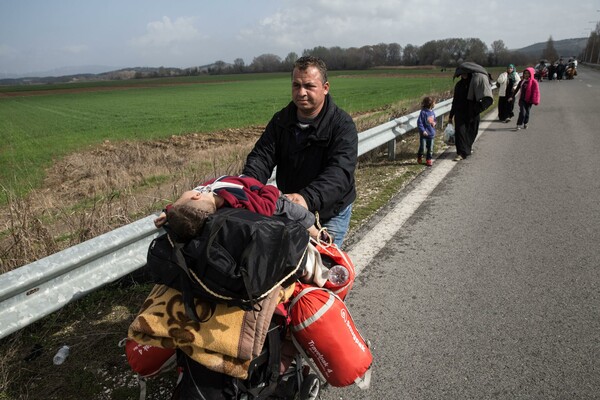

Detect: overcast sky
1,0,598,77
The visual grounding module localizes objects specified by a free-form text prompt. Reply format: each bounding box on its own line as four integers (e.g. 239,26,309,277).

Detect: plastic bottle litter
327,265,349,285
53,345,70,365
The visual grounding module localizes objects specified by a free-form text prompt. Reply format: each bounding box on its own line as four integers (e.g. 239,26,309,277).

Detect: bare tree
233,58,245,73
388,43,402,65
490,40,508,65
541,36,559,62
250,54,282,72
283,52,298,70
327,46,346,70
372,43,389,66
402,44,419,65
418,40,441,65
464,38,488,65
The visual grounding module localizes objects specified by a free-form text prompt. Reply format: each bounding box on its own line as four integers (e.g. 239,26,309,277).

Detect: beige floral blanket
128,283,293,379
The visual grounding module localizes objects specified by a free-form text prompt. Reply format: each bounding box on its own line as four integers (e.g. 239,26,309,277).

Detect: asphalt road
321,66,600,399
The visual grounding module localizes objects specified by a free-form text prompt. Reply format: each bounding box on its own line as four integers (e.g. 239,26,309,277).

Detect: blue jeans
517,102,533,126
322,203,353,248
418,137,434,160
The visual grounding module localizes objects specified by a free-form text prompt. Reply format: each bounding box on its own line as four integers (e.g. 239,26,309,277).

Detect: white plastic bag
443,123,455,145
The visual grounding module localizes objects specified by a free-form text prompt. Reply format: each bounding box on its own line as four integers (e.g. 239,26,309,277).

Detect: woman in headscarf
496,64,520,122
448,62,493,161
503,64,520,122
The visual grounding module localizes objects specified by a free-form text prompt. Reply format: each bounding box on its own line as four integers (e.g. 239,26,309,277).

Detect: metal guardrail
358,98,452,156
0,98,455,340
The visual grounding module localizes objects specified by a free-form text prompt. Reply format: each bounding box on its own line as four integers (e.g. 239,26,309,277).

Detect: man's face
292,66,329,119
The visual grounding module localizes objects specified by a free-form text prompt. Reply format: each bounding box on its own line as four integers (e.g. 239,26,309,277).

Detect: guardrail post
387,139,397,161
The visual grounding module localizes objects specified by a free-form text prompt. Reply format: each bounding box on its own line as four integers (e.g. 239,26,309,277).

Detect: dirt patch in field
40,126,265,207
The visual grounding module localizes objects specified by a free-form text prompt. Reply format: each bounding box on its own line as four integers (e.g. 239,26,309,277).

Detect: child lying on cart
153,175,329,242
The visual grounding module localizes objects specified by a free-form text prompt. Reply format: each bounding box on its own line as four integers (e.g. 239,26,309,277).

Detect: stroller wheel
298,374,320,400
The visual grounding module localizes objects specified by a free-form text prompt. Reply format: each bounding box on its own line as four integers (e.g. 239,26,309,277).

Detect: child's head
167,190,218,241
421,96,435,110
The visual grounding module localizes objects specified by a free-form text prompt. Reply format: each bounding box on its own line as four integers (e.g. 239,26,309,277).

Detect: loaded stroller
125,206,372,399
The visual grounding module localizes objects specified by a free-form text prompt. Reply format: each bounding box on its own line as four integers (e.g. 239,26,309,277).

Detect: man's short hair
293,56,328,83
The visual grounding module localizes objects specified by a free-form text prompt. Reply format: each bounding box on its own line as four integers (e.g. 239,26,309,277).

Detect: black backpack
172,321,284,400
147,208,309,321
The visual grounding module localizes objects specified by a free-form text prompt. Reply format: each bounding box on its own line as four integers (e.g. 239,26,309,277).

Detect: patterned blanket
128,283,293,379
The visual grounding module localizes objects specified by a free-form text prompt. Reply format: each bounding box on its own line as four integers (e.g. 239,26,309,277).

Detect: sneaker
504,118,511,123
515,125,522,131
417,156,423,164
523,124,528,129
426,159,433,166
453,155,464,161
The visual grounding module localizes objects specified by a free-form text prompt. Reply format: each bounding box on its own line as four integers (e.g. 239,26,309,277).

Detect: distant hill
514,37,587,60
0,65,120,80
0,64,218,86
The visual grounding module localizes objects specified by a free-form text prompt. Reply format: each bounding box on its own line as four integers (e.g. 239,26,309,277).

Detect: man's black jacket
242,95,357,221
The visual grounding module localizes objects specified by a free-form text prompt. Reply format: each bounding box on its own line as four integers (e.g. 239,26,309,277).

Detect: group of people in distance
535,58,576,82
415,62,495,167
444,61,541,163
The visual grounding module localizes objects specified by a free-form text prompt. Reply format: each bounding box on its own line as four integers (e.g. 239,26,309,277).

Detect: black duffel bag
147,208,309,321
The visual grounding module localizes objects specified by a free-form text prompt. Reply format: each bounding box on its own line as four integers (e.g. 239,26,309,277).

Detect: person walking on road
448,62,493,161
417,96,437,167
510,67,540,131
497,64,520,122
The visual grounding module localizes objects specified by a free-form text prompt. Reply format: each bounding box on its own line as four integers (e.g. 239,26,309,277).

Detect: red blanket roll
289,284,372,388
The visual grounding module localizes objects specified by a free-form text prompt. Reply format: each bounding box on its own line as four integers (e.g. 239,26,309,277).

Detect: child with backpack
417,96,437,166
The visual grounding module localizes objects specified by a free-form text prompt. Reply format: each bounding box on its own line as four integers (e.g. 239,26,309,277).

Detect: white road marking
348,115,495,276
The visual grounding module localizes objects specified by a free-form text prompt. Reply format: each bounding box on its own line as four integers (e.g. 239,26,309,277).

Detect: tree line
134,37,562,79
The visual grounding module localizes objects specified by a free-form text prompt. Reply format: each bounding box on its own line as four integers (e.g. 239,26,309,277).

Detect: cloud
235,0,433,54
130,16,205,49
233,0,583,55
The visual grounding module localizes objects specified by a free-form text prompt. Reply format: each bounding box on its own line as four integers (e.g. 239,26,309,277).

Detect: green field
0,69,454,196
